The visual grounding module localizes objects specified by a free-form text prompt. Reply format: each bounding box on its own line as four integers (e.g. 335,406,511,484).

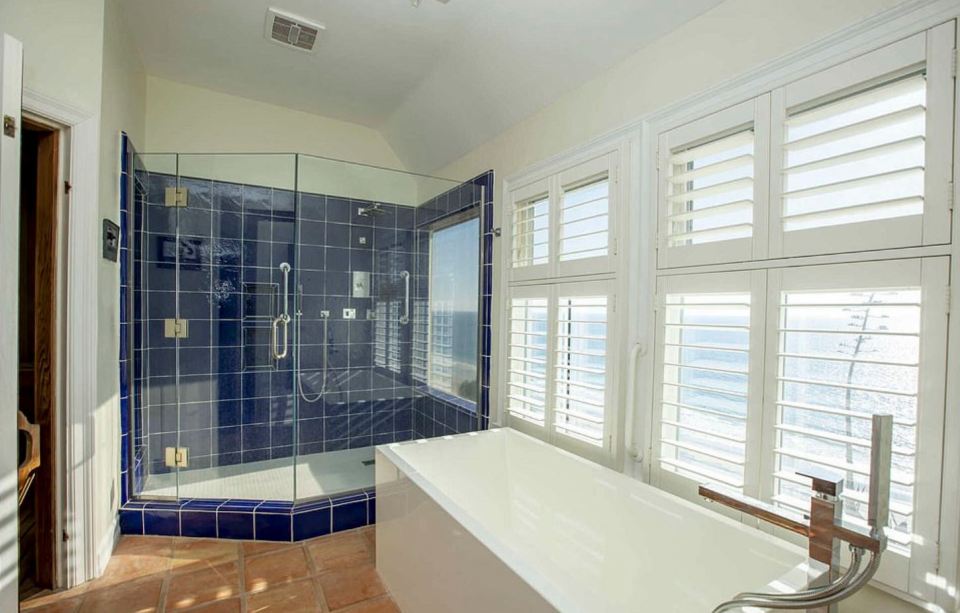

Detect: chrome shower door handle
400,270,410,325
274,262,292,360
272,314,290,360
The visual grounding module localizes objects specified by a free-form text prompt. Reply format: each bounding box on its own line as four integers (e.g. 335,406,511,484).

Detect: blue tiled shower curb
119,487,375,541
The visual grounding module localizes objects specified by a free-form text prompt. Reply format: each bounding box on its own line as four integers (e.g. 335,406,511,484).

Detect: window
658,96,770,268
646,19,955,606
665,130,754,247
427,215,480,403
769,26,954,257
659,291,752,490
505,281,617,462
507,151,619,280
512,192,549,269
559,177,609,262
506,295,549,426
554,294,608,445
650,259,949,598
502,145,623,464
374,300,401,374
772,287,921,551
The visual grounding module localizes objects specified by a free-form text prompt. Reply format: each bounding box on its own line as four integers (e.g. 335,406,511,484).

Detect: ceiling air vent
265,8,324,52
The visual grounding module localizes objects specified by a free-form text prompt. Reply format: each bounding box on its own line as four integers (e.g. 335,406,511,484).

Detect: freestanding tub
375,428,813,613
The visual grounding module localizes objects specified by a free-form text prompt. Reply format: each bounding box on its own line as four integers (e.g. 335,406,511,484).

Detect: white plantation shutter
652,271,766,499
771,287,920,550
781,75,926,233
659,292,752,490
553,294,609,446
666,130,755,248
658,96,770,268
770,25,954,257
505,281,617,462
761,259,949,597
506,295,549,426
511,192,549,270
559,178,609,262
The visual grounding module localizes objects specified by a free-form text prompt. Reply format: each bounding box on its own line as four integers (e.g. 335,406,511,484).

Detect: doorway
17,117,60,600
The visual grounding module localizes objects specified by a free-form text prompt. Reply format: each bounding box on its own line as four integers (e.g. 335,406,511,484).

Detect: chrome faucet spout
700,414,892,613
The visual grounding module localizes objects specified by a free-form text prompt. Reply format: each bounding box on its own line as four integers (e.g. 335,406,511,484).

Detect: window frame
504,279,618,465
768,24,956,258
650,270,768,503
424,208,481,407
758,257,949,599
657,96,771,269
506,151,620,282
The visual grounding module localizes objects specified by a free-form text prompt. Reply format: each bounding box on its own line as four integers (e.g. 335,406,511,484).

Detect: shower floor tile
20,527,399,612
140,446,376,500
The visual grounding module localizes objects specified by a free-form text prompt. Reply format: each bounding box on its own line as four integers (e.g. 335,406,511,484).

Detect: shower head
357,203,387,217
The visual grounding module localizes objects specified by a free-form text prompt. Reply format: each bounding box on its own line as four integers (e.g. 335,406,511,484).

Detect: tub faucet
699,414,892,613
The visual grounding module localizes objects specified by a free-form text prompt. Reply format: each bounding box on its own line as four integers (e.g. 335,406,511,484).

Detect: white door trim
22,87,104,588
0,32,24,613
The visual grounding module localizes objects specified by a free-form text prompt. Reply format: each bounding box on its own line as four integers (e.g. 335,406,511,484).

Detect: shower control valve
343,308,357,320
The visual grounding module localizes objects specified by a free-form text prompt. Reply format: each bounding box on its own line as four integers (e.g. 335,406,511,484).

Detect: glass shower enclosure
127,152,487,502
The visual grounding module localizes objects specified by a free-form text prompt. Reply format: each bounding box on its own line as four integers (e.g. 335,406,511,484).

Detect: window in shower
427,214,480,404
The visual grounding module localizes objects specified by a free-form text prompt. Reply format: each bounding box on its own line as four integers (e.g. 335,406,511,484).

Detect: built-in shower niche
127,151,492,507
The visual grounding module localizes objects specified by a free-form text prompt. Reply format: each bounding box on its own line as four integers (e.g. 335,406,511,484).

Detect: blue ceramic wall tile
119,509,143,535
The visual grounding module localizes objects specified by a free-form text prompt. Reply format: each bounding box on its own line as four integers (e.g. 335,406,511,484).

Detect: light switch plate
343,308,356,320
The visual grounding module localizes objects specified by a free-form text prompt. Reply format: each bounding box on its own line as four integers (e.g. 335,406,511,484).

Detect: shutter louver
507,297,549,425
667,130,755,247
774,288,920,551
782,74,926,232
660,292,751,490
554,295,608,445
559,178,609,262
512,195,549,268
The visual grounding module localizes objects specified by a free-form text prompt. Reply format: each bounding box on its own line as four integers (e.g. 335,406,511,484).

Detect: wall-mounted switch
102,219,120,262
342,308,356,320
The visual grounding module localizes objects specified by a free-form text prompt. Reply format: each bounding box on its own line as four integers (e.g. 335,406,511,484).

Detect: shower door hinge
64,180,72,194
164,447,189,468
164,318,189,339
165,186,189,207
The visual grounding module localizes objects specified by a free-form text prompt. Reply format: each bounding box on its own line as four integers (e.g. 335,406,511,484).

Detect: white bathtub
375,428,817,613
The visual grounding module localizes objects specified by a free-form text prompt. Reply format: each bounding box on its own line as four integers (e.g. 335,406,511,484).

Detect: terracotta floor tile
360,528,375,552
181,599,242,613
242,540,296,558
316,564,386,611
18,596,84,613
339,596,400,613
164,561,241,611
20,586,90,611
305,532,372,572
78,577,164,613
246,578,324,613
172,538,240,573
244,546,312,593
93,537,174,587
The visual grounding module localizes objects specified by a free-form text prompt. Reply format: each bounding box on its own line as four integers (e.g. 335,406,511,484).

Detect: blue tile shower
118,140,493,540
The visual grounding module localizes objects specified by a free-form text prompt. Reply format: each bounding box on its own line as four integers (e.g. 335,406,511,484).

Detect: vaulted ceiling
122,0,724,172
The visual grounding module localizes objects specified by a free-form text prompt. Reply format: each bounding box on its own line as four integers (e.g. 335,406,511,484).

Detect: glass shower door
172,154,299,501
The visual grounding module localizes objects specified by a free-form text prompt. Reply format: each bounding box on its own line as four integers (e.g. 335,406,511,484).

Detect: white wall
0,0,105,114
143,77,429,204
97,0,146,569
434,1,923,611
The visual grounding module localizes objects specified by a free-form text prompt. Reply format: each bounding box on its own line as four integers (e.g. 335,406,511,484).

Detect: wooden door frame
19,115,60,591
21,88,104,589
